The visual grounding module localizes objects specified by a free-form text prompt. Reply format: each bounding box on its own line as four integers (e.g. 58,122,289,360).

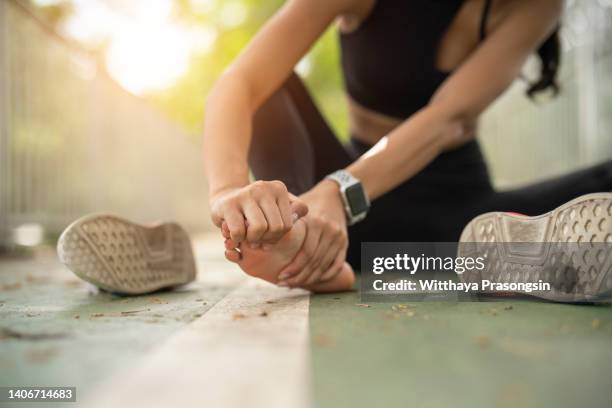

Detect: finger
242,201,267,243
259,197,285,242
306,238,341,286
285,263,315,288
277,220,320,282
307,226,336,274
277,250,310,282
317,230,343,272
284,228,323,287
301,229,337,286
276,192,294,231
224,208,246,243
224,249,241,263
289,194,308,219
319,249,346,282
304,264,325,287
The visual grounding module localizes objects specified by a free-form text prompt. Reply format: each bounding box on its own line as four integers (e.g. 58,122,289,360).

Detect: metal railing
0,1,211,247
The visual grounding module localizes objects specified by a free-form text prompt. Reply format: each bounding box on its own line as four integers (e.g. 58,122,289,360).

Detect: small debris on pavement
475,335,491,350
232,313,246,320
259,311,269,317
265,300,276,304
149,297,168,304
313,333,334,347
504,305,513,311
0,327,68,341
90,313,105,318
193,313,203,318
195,298,204,302
1,282,22,291
25,348,58,364
63,279,82,288
73,315,80,319
356,303,370,308
120,309,150,316
25,275,51,284
386,304,416,319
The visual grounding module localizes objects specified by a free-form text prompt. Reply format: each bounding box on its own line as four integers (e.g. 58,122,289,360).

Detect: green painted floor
2,247,612,408
310,289,612,408
0,247,235,407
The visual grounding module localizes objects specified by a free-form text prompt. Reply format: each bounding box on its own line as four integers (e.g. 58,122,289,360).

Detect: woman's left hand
276,180,348,287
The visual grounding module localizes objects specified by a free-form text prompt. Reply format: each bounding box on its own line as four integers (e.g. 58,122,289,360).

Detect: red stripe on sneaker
506,212,528,217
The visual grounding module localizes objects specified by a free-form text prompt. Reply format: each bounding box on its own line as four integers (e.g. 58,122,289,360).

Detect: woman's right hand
210,180,308,245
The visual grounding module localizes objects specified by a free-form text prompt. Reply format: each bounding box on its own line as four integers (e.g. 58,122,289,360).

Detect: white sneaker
57,214,197,295
458,193,612,302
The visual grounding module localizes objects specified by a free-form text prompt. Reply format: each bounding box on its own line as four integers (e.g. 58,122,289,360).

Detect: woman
204,0,612,292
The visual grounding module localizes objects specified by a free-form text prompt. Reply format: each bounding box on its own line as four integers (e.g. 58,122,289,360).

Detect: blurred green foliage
28,0,348,139
156,0,349,139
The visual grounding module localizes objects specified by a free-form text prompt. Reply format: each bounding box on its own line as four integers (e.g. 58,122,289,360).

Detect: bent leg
431,160,612,242
249,72,352,195
484,160,612,215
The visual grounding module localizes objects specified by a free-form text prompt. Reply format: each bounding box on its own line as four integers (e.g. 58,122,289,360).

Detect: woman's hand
210,180,308,246
276,180,348,287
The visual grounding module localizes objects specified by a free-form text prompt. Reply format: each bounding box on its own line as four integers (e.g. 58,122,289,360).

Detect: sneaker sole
57,214,197,295
458,193,612,302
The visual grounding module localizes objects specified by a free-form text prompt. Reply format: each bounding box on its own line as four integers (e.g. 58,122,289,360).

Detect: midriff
347,95,403,145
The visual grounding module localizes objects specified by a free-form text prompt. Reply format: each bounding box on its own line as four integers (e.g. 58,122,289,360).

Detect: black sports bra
340,0,492,119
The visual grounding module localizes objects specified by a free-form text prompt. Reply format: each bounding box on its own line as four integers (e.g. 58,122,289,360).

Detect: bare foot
225,219,355,292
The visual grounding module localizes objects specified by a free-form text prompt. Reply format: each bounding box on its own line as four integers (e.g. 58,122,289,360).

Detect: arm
346,0,563,200
278,0,563,287
204,0,359,243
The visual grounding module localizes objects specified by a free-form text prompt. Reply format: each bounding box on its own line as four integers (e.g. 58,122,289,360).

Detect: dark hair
527,27,561,99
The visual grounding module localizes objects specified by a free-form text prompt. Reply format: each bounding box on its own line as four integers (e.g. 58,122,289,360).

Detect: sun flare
106,24,192,95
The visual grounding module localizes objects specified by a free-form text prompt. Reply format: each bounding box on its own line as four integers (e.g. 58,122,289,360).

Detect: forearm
203,74,254,203
347,104,464,200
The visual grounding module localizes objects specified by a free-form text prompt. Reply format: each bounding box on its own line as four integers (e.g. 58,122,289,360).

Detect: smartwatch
325,170,370,225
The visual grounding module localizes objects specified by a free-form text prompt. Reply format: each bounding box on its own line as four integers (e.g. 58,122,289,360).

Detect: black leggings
249,73,612,266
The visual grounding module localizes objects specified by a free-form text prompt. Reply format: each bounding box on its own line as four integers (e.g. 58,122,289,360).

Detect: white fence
0,1,211,247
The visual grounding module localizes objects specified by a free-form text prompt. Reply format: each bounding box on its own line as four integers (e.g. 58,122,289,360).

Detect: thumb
289,194,308,220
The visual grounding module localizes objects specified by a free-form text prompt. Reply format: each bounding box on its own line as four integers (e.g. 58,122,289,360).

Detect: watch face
345,183,369,216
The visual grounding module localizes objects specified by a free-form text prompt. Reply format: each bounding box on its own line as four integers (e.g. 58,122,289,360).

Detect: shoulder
486,0,562,41
287,0,368,14
287,0,374,28
334,0,376,33
498,0,563,25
